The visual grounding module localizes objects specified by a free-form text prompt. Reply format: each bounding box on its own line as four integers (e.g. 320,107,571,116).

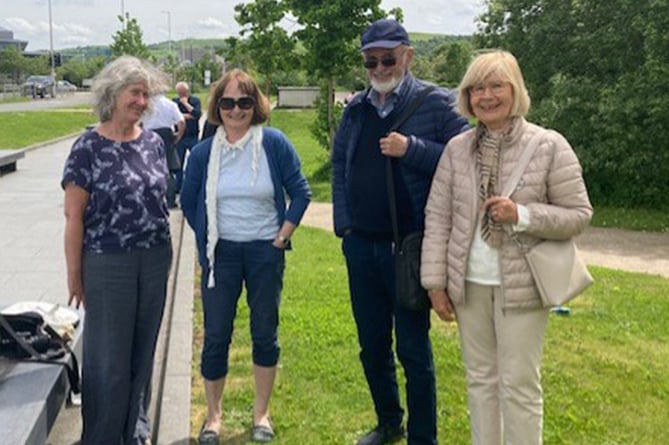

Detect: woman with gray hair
62,55,172,445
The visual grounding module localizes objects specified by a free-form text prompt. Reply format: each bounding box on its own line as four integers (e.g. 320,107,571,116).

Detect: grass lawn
0,96,31,105
271,109,332,202
0,111,97,149
190,226,669,444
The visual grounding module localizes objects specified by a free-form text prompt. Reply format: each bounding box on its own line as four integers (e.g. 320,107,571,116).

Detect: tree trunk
266,76,272,125
327,77,335,150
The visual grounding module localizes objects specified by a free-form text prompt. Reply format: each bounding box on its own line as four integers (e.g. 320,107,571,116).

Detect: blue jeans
342,232,436,445
200,239,285,380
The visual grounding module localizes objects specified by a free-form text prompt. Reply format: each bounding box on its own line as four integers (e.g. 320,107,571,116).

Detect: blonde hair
91,56,168,122
456,50,531,119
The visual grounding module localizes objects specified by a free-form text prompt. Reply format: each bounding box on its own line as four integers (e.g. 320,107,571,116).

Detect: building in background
0,26,28,52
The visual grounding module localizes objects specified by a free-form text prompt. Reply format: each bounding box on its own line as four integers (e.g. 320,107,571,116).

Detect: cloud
197,17,227,30
5,17,37,35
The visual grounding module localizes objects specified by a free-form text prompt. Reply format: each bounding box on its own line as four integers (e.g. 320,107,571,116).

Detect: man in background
173,81,202,191
143,93,185,208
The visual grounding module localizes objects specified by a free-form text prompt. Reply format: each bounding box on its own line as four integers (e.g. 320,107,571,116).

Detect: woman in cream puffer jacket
421,51,592,445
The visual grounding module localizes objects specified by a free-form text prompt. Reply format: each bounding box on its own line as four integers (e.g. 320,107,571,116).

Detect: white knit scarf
204,124,263,288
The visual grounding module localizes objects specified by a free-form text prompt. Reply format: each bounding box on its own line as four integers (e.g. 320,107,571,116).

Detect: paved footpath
0,137,194,445
301,203,669,279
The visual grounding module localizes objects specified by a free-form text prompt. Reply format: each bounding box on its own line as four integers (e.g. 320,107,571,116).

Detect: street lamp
161,10,172,55
47,0,55,78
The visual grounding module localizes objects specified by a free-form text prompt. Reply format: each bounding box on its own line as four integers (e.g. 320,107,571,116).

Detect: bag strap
0,313,81,394
501,128,548,198
502,128,549,252
386,85,437,252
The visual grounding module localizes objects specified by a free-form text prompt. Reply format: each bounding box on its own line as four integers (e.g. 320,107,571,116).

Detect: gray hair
91,56,169,122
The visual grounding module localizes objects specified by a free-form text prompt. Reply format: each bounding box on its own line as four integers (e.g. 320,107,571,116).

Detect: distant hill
58,33,472,61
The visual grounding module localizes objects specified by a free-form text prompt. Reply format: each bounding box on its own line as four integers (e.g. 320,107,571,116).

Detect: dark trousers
152,127,180,207
200,239,285,380
175,135,198,192
81,244,172,445
342,232,437,445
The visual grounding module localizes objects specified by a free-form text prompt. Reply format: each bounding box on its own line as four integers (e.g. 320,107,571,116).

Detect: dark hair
207,69,270,127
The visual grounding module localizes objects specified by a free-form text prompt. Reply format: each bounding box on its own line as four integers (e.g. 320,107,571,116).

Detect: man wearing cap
332,19,468,445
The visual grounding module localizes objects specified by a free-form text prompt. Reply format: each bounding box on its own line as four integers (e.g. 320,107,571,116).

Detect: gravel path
301,202,669,279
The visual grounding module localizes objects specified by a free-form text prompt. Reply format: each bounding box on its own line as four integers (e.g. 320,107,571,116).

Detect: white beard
370,74,403,94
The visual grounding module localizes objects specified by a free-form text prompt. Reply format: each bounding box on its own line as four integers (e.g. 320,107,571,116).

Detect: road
0,92,93,113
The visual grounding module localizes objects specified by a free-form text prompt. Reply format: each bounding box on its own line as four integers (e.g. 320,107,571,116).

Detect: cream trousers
455,281,550,445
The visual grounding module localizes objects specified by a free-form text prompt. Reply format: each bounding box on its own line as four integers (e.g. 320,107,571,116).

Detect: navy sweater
332,73,469,237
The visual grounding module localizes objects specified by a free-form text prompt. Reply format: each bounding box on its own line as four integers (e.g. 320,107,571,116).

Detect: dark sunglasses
217,96,255,110
363,56,399,70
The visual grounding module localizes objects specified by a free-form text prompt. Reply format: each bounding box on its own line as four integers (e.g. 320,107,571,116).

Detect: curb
155,211,195,445
19,131,85,153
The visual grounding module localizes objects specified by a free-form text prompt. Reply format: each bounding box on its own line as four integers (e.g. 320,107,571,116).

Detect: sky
1,0,487,52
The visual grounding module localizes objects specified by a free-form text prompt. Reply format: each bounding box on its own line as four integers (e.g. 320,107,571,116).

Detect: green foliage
432,41,473,87
56,56,105,86
476,0,669,209
310,83,344,151
285,0,389,148
0,111,97,149
234,0,297,103
190,227,669,443
0,46,49,83
110,13,151,59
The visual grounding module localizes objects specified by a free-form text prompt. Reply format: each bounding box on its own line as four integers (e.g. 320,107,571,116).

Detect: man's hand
428,289,456,322
380,132,409,158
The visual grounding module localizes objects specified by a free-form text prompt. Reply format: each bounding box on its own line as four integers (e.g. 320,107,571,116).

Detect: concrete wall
277,87,319,108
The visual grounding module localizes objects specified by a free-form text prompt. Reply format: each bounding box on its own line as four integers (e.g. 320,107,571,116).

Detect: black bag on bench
0,311,81,394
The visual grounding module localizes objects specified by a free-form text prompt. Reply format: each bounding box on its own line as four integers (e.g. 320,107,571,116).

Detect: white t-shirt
143,95,184,130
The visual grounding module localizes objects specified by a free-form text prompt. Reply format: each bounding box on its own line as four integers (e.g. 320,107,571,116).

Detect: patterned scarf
475,121,515,248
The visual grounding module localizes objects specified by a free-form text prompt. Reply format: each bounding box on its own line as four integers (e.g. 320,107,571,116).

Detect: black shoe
357,424,405,445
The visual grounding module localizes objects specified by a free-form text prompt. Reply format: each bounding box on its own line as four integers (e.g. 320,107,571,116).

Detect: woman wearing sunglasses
180,69,311,444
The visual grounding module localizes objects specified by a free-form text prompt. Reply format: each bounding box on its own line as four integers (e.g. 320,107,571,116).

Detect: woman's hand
484,196,518,224
67,273,85,309
428,289,456,322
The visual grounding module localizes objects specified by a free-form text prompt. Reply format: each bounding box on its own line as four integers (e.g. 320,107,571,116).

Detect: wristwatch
278,235,290,246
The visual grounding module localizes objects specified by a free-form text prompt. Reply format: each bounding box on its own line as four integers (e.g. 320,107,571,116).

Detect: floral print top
61,129,170,253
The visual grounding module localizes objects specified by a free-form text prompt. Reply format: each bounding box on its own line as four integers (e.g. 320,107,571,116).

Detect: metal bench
0,149,25,176
0,323,82,445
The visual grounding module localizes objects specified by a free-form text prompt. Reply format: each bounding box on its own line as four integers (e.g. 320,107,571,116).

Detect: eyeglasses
217,96,255,110
363,48,406,70
363,56,400,70
469,81,509,97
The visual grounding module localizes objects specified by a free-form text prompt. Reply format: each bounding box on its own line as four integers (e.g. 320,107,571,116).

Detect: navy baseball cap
361,19,411,51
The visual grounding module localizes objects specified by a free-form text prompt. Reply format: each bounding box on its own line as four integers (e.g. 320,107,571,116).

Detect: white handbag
503,130,594,307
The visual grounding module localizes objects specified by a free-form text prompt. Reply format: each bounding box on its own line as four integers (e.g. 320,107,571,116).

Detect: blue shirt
216,135,279,242
61,129,171,252
180,127,312,267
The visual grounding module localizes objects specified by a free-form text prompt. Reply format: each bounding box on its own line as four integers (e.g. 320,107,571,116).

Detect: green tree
475,0,669,209
285,0,389,149
57,56,105,86
110,13,151,59
0,46,26,83
432,40,472,87
235,0,297,114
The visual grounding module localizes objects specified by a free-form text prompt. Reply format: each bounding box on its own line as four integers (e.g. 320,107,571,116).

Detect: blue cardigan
332,73,469,237
180,127,312,266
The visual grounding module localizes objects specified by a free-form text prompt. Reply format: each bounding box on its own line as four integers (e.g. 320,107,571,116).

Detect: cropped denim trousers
200,239,285,380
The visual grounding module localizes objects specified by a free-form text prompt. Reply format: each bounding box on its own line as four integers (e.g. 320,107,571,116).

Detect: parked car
56,80,77,93
22,75,56,98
